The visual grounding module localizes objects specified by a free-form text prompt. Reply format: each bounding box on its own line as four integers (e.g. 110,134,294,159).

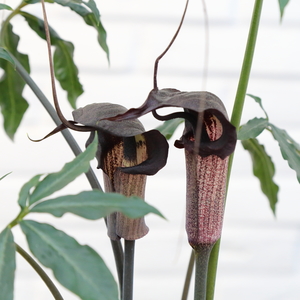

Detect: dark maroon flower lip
104,88,237,159
73,103,169,176
31,102,169,176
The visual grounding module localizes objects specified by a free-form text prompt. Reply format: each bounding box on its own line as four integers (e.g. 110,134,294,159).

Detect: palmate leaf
0,23,29,140
242,138,279,214
28,134,97,205
20,220,119,300
30,190,164,219
0,228,16,300
270,124,300,183
20,12,83,108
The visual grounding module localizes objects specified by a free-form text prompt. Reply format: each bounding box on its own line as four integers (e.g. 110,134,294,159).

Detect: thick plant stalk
206,1,264,299
122,240,135,300
194,245,213,300
101,132,152,300
184,113,229,300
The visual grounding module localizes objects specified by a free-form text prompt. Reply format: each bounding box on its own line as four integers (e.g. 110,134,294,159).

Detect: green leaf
20,12,83,108
0,228,16,300
83,0,100,25
156,118,184,140
54,40,83,109
83,13,109,62
20,12,59,42
29,135,97,204
0,23,29,140
242,138,279,214
0,172,12,181
54,0,89,16
247,94,268,119
0,4,13,10
20,220,118,300
238,117,268,140
24,0,54,3
53,0,109,61
0,48,15,68
30,190,165,219
18,174,42,208
278,0,290,19
269,124,300,182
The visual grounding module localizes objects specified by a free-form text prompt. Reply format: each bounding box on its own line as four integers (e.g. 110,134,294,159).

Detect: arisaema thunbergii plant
105,1,237,299
1,0,299,299
26,1,169,299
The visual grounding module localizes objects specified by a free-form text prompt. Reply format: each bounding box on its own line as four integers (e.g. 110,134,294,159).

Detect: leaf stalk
15,243,64,300
206,1,264,299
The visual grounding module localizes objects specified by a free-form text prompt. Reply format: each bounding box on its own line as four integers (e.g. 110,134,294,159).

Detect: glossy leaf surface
30,190,164,219
0,228,15,300
242,138,279,213
20,220,118,300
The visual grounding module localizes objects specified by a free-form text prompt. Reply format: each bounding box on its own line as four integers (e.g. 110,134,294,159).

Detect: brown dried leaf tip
106,88,237,248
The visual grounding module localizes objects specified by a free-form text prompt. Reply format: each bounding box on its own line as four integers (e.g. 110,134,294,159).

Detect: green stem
230,0,264,130
12,54,102,191
0,1,27,46
205,240,220,300
8,207,29,228
111,239,124,293
205,1,264,299
15,243,64,300
194,245,213,300
181,250,195,300
122,240,135,300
